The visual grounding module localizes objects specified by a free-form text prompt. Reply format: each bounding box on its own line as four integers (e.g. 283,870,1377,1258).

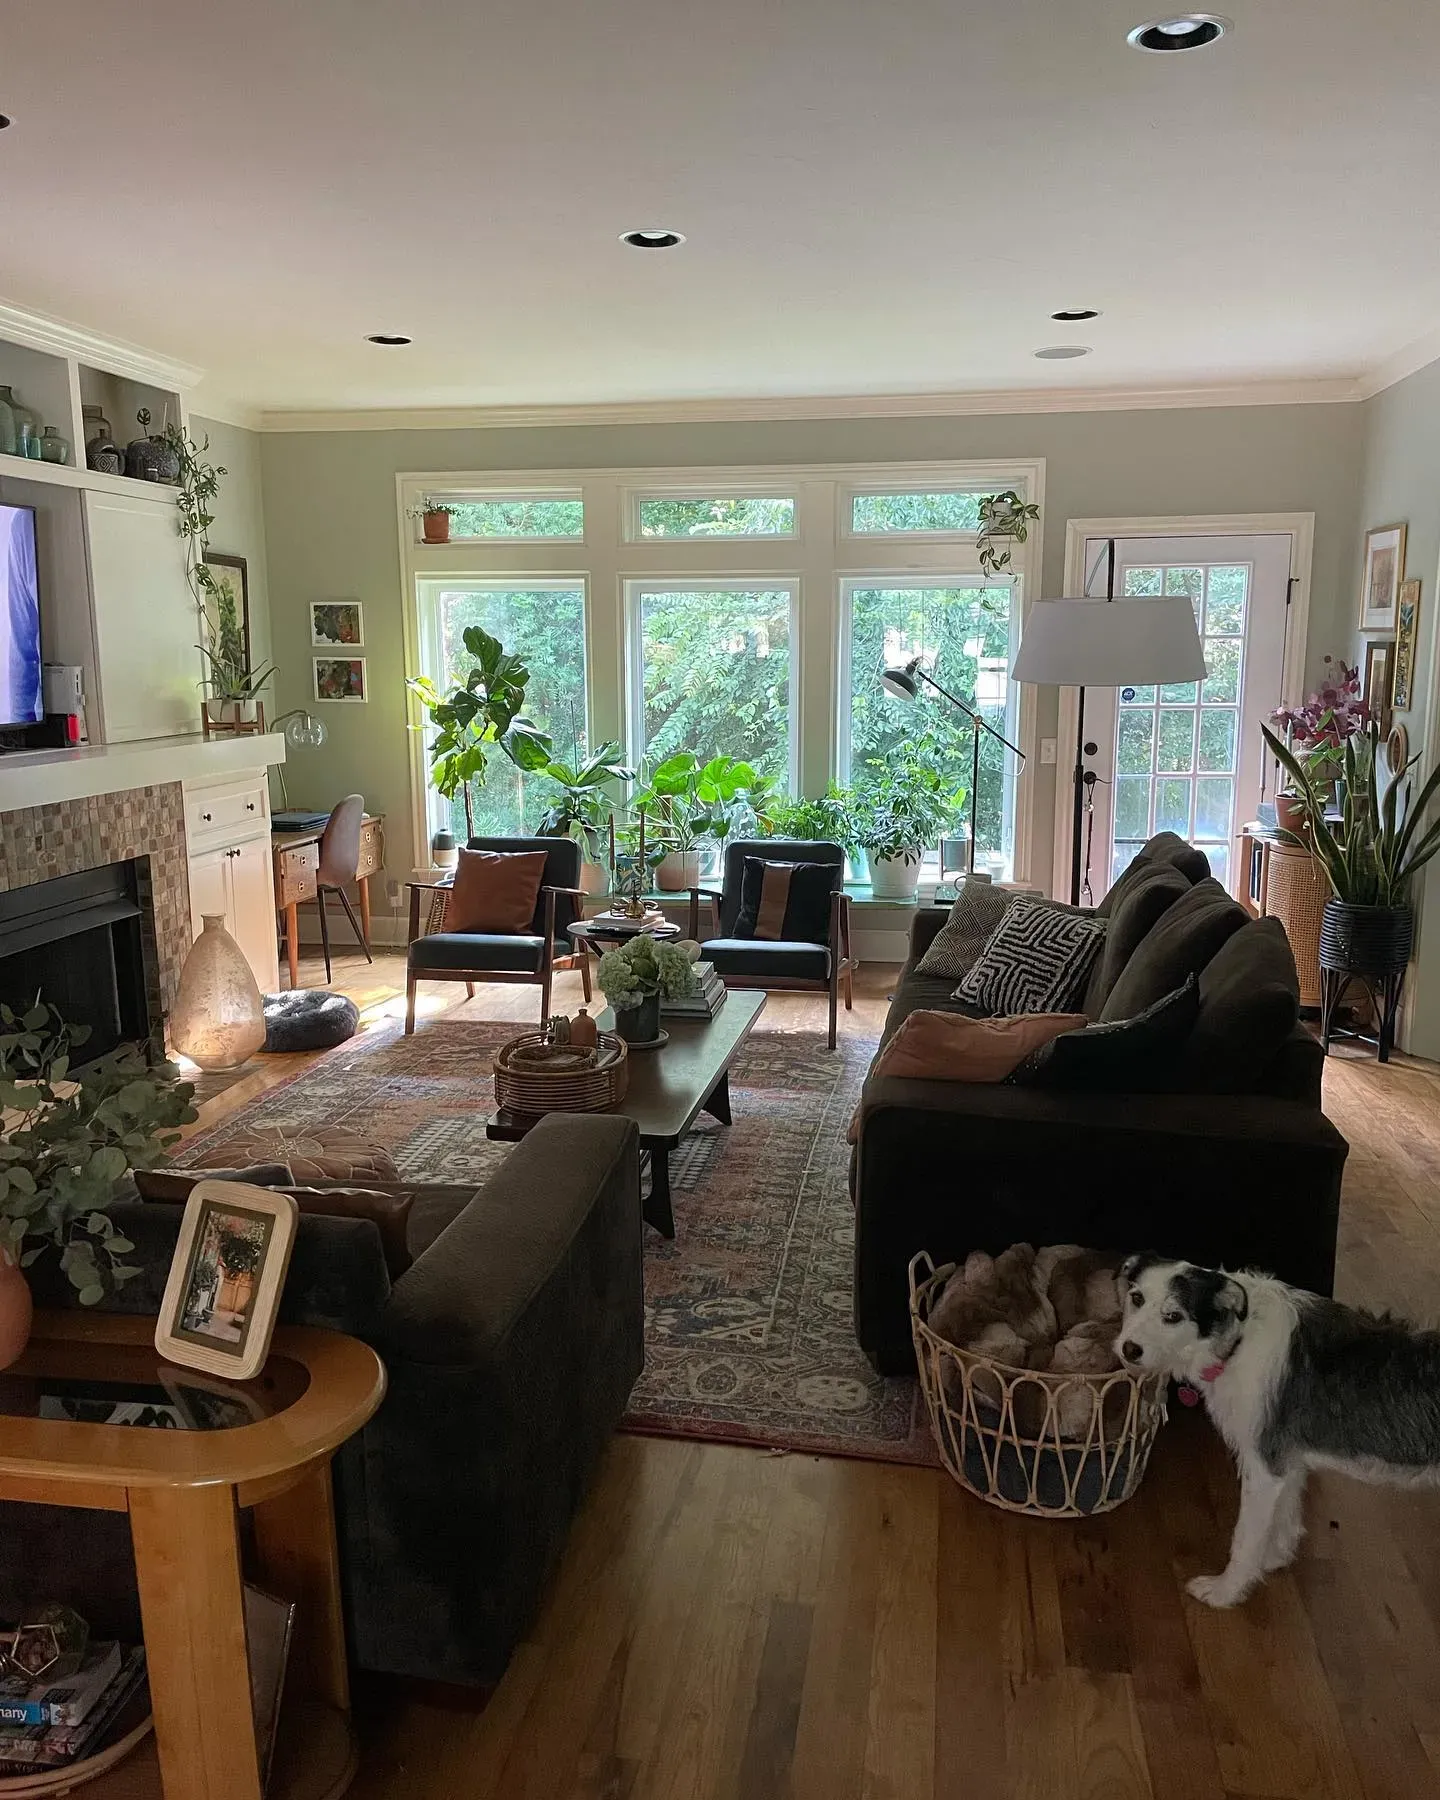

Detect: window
635,495,795,538
842,581,1019,877
432,493,584,540
628,583,794,783
849,490,984,534
416,580,587,838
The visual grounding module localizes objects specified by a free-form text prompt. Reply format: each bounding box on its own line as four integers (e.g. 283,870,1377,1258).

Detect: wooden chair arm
687,885,724,941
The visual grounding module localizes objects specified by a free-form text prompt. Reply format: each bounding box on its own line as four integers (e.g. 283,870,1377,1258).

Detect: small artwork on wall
1360,522,1406,631
313,656,367,702
1391,578,1421,713
1363,639,1394,739
310,600,364,647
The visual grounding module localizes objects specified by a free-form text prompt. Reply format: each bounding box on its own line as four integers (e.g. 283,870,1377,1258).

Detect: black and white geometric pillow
955,897,1107,1015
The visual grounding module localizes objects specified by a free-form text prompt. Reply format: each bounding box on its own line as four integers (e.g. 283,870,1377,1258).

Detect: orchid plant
1270,657,1369,790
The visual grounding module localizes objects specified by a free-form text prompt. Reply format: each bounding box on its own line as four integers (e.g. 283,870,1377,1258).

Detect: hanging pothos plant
976,490,1041,577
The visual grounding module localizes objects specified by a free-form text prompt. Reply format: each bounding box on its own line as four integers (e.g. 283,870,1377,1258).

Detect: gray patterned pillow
956,897,1107,1015
915,879,1015,979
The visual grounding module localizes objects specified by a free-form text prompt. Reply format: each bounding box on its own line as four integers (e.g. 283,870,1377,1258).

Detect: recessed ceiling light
1034,345,1092,360
1051,308,1100,322
366,333,412,346
620,229,686,250
1127,13,1230,51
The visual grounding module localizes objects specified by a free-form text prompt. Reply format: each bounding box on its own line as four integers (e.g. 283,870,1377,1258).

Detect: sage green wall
191,415,274,700
259,402,1363,932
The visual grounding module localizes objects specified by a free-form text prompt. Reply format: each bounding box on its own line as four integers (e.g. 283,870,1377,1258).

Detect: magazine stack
0,1642,148,1775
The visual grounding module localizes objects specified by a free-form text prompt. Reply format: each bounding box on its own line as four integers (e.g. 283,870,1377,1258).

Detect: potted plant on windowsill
533,739,635,894
407,500,459,544
854,744,965,901
634,753,770,890
595,934,698,1046
1263,719,1440,1061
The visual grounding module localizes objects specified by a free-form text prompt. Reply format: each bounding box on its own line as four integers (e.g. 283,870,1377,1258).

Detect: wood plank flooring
202,952,1440,1800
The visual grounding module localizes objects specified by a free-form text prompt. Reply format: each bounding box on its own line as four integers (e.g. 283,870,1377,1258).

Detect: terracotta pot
1274,793,1309,836
0,1254,33,1371
579,859,609,896
655,850,701,892
422,510,451,544
171,914,266,1070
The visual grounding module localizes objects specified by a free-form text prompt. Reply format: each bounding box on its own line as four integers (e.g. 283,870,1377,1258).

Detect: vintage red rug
180,1009,937,1466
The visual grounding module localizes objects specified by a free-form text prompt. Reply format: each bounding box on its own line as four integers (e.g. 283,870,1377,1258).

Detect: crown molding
258,376,1367,434
186,390,264,433
0,301,204,392
1355,327,1440,401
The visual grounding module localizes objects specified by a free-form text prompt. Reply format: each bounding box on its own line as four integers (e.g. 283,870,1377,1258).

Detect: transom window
634,495,796,539
430,492,584,540
849,490,984,534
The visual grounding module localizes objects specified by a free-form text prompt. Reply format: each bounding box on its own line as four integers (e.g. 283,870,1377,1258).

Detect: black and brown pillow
733,858,840,944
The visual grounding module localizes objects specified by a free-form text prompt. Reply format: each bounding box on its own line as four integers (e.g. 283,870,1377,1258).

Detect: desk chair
316,794,374,982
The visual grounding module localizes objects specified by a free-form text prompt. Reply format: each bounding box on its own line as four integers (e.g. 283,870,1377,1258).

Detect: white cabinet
184,771,279,994
83,488,197,743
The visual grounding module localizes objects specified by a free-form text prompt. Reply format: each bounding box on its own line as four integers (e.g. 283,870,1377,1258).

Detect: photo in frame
1363,639,1394,740
313,656,367,702
1360,523,1406,631
1392,578,1421,712
310,601,364,648
201,552,250,663
154,1182,298,1380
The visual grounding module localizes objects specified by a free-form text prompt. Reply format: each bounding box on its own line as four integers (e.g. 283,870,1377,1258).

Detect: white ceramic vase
172,914,266,1070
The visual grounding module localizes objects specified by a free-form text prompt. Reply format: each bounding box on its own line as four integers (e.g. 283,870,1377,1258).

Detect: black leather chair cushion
409,933,546,973
702,938,831,980
733,857,840,944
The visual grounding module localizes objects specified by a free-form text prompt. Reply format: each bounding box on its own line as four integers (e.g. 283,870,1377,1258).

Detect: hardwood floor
195,955,1440,1800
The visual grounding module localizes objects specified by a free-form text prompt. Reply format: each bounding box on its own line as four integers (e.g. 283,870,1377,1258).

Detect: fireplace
0,860,161,1063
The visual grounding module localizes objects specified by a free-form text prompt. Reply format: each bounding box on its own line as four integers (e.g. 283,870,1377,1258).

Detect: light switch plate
1040,738,1057,764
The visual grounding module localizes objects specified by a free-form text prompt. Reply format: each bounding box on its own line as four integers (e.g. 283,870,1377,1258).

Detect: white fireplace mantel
0,732,286,813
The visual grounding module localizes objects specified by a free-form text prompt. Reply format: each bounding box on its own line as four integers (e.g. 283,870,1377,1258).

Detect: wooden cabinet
184,771,280,995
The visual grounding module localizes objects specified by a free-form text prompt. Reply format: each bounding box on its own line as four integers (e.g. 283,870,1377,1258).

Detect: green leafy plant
633,753,770,857
595,936,698,1009
533,740,634,861
1263,721,1440,908
854,734,966,865
767,786,859,854
405,500,458,521
407,626,554,836
0,1002,197,1302
976,490,1041,577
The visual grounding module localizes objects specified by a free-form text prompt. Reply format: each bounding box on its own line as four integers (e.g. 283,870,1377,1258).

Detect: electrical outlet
1040,738,1057,765
386,879,402,905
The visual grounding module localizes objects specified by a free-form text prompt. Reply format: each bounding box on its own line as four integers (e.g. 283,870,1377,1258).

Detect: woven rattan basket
493,1031,628,1115
909,1254,1168,1517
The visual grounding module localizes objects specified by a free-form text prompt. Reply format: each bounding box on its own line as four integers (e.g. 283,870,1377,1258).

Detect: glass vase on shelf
0,388,41,458
39,426,70,465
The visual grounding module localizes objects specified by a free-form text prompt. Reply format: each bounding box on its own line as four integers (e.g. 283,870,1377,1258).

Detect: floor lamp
881,659,1026,875
1011,558,1207,904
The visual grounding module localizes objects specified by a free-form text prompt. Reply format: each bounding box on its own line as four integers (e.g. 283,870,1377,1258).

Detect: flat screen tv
0,505,41,727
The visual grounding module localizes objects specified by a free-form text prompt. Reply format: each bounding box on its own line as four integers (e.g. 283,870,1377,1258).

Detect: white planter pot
579,859,608,896
868,851,921,900
655,850,701,892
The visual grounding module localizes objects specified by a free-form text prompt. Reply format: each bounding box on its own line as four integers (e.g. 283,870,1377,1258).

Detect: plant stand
1318,899,1414,1063
201,700,267,740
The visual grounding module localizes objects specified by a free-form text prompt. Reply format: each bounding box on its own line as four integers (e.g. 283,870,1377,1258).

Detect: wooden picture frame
1363,639,1394,739
201,552,250,664
1392,577,1421,712
154,1181,298,1380
1360,523,1406,631
310,600,365,648
312,655,367,702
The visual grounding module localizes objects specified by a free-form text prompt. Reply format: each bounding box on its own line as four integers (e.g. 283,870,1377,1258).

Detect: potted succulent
976,490,1041,578
1263,720,1440,1061
533,740,635,893
0,1002,197,1368
407,626,553,835
1270,658,1369,829
407,500,459,544
854,744,965,900
634,753,769,890
595,935,698,1045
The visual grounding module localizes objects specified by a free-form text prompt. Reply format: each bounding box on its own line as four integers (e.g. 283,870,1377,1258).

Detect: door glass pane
1164,567,1204,600
1113,775,1150,838
1116,710,1154,773
1205,566,1247,634
1203,638,1241,704
1199,710,1238,772
637,496,795,538
1206,845,1231,888
1123,567,1163,596
1155,777,1191,835
1157,710,1196,771
1195,775,1234,839
1113,840,1147,882
1119,683,1156,706
1160,680,1199,704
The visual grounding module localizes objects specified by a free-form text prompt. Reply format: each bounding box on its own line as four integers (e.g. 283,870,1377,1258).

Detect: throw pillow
134,1163,293,1203
1174,916,1300,1093
1099,876,1245,1021
1096,833,1211,917
1080,862,1192,1016
187,1127,400,1184
443,848,548,935
915,877,1015,980
955,898,1107,1015
1019,975,1200,1091
733,858,840,943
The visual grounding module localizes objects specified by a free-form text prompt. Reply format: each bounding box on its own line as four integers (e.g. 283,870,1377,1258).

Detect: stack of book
661,961,727,1021
0,1642,148,1774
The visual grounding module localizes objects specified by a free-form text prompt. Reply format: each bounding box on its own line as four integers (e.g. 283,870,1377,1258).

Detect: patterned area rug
179,1013,937,1466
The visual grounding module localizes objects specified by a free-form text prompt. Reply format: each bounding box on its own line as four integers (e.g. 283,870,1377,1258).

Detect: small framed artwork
201,552,250,662
1391,577,1421,712
310,600,364,648
155,1181,298,1380
1360,522,1406,631
1363,639,1394,739
313,655,367,702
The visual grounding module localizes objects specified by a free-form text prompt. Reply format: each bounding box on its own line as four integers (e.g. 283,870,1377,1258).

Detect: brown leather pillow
186,1128,399,1184
443,848,548,934
134,1164,293,1203
279,1185,415,1279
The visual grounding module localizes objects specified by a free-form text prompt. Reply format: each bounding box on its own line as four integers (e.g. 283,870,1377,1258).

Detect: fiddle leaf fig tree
0,1002,197,1302
407,626,554,836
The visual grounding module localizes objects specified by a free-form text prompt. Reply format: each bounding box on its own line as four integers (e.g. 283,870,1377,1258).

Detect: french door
1072,534,1293,903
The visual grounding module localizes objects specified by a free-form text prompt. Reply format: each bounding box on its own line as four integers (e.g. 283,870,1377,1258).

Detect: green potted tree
407,626,553,836
854,741,966,901
533,740,635,893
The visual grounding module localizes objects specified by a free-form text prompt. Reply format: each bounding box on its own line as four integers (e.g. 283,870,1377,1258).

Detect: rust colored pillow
280,1185,415,1279
847,1009,1087,1142
187,1127,400,1184
443,848,548,935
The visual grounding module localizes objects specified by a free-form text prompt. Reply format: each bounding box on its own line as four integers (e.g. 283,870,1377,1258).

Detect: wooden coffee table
487,990,766,1237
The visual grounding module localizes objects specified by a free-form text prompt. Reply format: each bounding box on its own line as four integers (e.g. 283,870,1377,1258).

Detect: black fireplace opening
0,861,159,1066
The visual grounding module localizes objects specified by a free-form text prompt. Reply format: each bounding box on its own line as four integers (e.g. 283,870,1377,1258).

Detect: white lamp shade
1011,597,1208,688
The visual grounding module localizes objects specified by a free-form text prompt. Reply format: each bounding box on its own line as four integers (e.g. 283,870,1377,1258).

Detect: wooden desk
272,815,384,989
0,1311,386,1800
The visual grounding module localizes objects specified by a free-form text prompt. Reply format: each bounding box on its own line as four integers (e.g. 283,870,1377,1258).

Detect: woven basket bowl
493,1031,628,1115
909,1254,1168,1518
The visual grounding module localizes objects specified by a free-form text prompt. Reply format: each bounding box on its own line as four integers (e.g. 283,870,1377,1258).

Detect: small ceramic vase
171,914,266,1070
0,1253,33,1371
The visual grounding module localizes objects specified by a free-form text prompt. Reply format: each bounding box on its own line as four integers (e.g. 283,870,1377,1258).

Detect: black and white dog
1116,1253,1440,1608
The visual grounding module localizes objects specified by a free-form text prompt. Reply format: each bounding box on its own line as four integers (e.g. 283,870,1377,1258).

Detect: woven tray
493,1031,628,1114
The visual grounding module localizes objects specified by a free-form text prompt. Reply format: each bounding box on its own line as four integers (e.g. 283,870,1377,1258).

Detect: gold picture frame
1360,522,1406,631
1363,639,1394,740
1392,578,1421,713
154,1181,298,1380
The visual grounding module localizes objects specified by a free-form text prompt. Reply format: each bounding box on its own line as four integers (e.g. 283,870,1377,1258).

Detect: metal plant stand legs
1320,966,1407,1063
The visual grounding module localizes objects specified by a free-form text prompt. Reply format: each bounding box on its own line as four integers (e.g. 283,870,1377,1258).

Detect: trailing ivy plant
976,490,1041,577
0,1003,197,1302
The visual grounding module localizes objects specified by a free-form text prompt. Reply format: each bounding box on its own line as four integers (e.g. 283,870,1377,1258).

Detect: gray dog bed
262,990,360,1052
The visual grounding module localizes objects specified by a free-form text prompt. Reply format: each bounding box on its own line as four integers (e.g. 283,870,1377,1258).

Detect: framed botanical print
1391,578,1421,712
1360,523,1406,631
201,552,250,663
313,656,367,702
1363,639,1394,739
310,601,364,648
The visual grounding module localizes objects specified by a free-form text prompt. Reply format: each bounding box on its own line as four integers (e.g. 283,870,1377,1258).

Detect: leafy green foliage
638,497,793,538
533,740,634,860
441,499,583,538
853,729,966,864
851,492,984,533
0,1002,197,1302
633,753,773,854
767,786,859,855
975,491,1040,577
639,589,790,781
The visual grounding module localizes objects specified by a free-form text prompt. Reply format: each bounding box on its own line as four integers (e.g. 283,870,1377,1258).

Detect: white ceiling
7,0,1440,419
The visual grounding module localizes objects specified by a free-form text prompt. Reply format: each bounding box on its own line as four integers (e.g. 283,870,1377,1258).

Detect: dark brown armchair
405,835,591,1032
687,839,855,1048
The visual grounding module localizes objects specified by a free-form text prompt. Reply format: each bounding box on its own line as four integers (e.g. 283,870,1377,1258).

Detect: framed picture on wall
310,601,364,648
1360,523,1406,631
1391,578,1421,712
1363,639,1394,739
201,552,250,663
313,656,367,702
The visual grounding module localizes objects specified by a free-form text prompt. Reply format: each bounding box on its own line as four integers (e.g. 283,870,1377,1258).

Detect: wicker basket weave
1264,839,1328,1007
493,1030,628,1115
909,1254,1168,1517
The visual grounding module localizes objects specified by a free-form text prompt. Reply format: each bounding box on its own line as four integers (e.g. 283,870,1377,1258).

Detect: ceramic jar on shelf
83,404,124,475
